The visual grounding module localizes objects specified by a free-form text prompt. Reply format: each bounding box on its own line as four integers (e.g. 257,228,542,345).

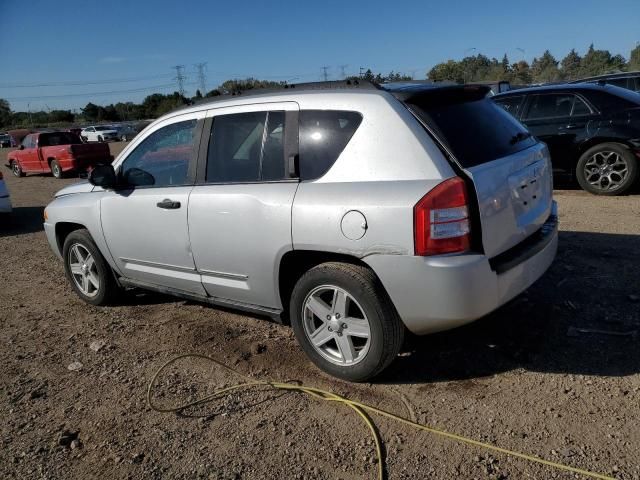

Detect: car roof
492,82,623,98
569,71,640,83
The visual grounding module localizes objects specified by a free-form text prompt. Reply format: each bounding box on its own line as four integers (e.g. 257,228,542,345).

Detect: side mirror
88,164,117,189
123,167,155,187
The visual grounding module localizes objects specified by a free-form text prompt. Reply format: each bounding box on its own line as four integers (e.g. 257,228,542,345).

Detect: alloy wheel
68,244,100,297
584,151,629,192
302,285,371,366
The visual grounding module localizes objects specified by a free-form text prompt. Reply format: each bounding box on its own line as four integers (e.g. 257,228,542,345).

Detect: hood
55,180,94,197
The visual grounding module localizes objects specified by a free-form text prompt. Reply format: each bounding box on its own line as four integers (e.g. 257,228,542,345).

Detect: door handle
560,123,582,130
156,199,181,209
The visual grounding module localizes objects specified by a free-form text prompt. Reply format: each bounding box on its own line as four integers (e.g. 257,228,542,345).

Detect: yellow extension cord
147,354,614,480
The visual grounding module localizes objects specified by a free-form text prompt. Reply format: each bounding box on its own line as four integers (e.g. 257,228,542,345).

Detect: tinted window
606,78,629,89
410,98,535,168
576,88,640,112
494,95,524,117
525,94,575,119
39,132,82,146
299,110,362,180
572,96,591,116
206,111,285,183
121,119,197,187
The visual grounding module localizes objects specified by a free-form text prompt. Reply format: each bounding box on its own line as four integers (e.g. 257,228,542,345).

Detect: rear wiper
509,132,532,145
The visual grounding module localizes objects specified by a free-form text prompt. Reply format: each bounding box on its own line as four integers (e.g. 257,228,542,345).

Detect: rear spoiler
384,84,491,106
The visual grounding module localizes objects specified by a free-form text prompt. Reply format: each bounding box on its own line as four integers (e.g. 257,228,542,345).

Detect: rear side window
39,132,82,146
206,111,286,183
299,110,362,180
409,98,535,168
494,95,524,118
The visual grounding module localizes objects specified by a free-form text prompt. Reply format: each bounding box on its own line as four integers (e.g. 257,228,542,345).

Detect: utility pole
321,66,330,81
338,64,348,79
194,62,207,94
172,65,186,97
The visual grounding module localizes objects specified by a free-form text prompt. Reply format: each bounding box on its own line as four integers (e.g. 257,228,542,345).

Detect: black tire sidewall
576,143,638,195
290,264,398,382
11,161,23,177
62,230,115,306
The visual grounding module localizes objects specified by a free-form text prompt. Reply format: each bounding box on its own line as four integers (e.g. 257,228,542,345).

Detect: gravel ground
1,142,639,479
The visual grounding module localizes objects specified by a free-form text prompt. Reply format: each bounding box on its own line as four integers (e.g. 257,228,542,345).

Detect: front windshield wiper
509,131,532,145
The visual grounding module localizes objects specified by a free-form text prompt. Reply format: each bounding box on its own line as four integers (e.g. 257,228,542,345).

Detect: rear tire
289,262,404,382
98,135,104,143
576,143,638,195
10,160,24,177
50,160,63,179
62,229,120,306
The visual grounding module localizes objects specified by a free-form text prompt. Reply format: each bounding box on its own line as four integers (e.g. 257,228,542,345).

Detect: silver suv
44,81,558,381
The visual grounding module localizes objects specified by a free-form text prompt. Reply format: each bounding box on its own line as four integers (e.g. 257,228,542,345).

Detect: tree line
1,45,638,129
428,43,640,85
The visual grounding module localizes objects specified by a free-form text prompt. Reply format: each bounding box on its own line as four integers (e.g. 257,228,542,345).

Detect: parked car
0,133,12,148
569,71,640,93
493,83,640,195
43,81,557,381
111,124,138,142
80,126,120,143
0,170,11,215
7,131,112,179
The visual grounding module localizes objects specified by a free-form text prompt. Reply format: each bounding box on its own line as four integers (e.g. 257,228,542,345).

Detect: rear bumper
0,195,12,214
364,205,558,335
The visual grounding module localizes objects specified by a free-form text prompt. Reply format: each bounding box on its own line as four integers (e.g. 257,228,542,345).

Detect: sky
1,0,639,112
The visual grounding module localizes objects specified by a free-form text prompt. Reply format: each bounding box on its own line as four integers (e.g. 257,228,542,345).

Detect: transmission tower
194,62,207,94
338,64,348,79
172,65,186,97
321,66,330,81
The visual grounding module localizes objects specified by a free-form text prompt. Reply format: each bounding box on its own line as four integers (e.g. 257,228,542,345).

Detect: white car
0,171,12,214
80,126,120,143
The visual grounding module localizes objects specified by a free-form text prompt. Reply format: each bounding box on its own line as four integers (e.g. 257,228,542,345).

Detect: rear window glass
299,110,362,180
409,97,536,168
39,132,82,146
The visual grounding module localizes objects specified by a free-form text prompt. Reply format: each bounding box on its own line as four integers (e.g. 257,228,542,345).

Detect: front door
100,114,206,294
19,135,42,172
188,103,299,309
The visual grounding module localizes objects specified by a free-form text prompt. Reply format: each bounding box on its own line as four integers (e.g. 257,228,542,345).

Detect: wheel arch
54,222,87,256
277,250,382,325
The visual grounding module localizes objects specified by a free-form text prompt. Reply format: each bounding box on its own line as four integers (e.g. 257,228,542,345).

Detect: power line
172,65,186,97
194,62,207,94
338,64,349,79
0,73,174,89
5,82,184,101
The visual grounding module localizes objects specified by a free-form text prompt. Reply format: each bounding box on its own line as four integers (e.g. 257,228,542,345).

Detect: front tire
290,262,404,382
50,160,63,179
576,143,638,195
63,229,120,306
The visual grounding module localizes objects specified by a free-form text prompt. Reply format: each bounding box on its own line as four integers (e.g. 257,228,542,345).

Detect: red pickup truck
7,132,112,179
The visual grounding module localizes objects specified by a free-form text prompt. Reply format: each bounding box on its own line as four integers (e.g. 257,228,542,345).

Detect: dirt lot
1,142,639,480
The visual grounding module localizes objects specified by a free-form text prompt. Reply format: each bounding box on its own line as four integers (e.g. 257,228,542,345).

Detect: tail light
414,177,471,256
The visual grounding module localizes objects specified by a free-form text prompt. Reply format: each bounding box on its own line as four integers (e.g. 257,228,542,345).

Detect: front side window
525,94,585,119
22,135,35,148
206,111,285,183
120,119,197,187
299,110,362,180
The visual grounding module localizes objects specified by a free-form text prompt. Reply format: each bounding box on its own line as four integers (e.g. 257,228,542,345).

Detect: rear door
405,88,553,258
519,93,594,173
188,102,299,309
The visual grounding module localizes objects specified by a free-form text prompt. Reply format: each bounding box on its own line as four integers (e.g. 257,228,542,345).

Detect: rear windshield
39,132,82,146
408,97,536,168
